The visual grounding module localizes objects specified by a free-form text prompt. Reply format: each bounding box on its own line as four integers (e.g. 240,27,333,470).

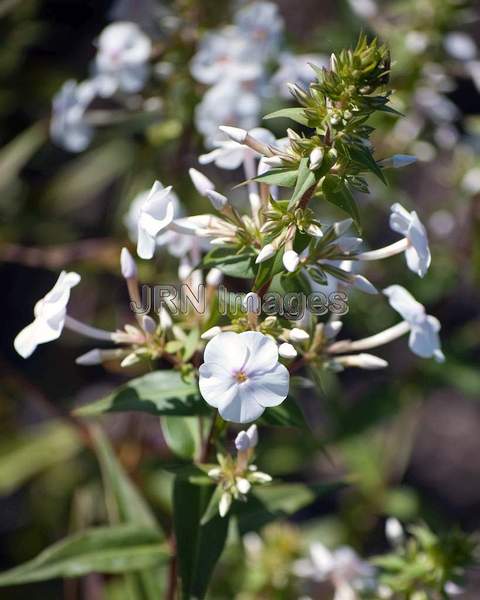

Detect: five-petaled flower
199,331,289,423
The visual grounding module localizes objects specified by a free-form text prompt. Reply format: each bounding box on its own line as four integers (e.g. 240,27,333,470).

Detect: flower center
235,370,248,383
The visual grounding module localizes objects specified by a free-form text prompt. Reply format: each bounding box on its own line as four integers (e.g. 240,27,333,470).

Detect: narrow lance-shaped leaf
173,477,229,599
0,525,169,586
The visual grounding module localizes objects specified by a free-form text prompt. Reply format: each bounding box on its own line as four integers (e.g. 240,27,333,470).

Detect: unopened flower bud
379,154,417,169
307,223,324,237
283,250,300,272
189,168,214,196
219,492,232,517
75,349,103,366
201,326,222,340
246,424,258,447
206,190,228,211
141,315,156,334
352,274,378,295
324,320,343,338
120,247,137,279
279,342,297,359
256,244,276,264
206,268,223,286
236,477,251,494
159,307,173,329
235,431,251,452
243,292,260,314
263,155,285,168
249,471,272,483
309,147,324,170
218,125,247,144
289,328,310,342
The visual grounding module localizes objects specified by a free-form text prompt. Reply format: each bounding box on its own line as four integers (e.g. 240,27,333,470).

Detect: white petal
218,385,265,423
204,331,249,371
310,542,335,577
383,285,425,324
239,331,279,373
389,202,411,236
136,225,156,259
409,318,443,359
198,362,237,408
248,363,290,407
14,321,42,358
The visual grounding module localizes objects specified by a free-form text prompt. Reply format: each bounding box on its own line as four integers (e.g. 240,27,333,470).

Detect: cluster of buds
207,425,272,517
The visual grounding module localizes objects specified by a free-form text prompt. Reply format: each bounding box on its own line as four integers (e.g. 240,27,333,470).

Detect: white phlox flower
136,181,177,259
389,203,431,277
199,331,289,423
94,21,152,97
14,271,81,358
199,127,276,170
50,79,97,152
384,285,444,362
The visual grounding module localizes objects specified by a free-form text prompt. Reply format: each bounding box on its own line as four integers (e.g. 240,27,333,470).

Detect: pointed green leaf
322,174,361,231
254,167,299,187
75,371,207,418
203,247,256,278
348,144,387,184
0,525,169,586
288,157,316,208
263,107,310,126
260,396,309,429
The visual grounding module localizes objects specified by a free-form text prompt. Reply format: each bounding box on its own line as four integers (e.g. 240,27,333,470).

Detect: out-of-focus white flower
415,88,459,123
385,518,404,546
444,581,464,596
294,543,375,598
199,127,276,170
462,166,480,195
136,181,176,259
405,31,429,54
272,52,328,98
389,203,431,277
444,32,477,61
94,22,152,97
195,78,262,146
347,0,378,18
125,182,192,258
191,28,262,85
235,424,258,451
199,331,289,423
384,285,445,362
50,79,97,152
428,209,455,238
234,1,283,60
14,271,81,358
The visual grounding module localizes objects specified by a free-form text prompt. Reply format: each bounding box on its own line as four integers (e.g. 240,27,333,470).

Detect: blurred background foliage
1,0,480,598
